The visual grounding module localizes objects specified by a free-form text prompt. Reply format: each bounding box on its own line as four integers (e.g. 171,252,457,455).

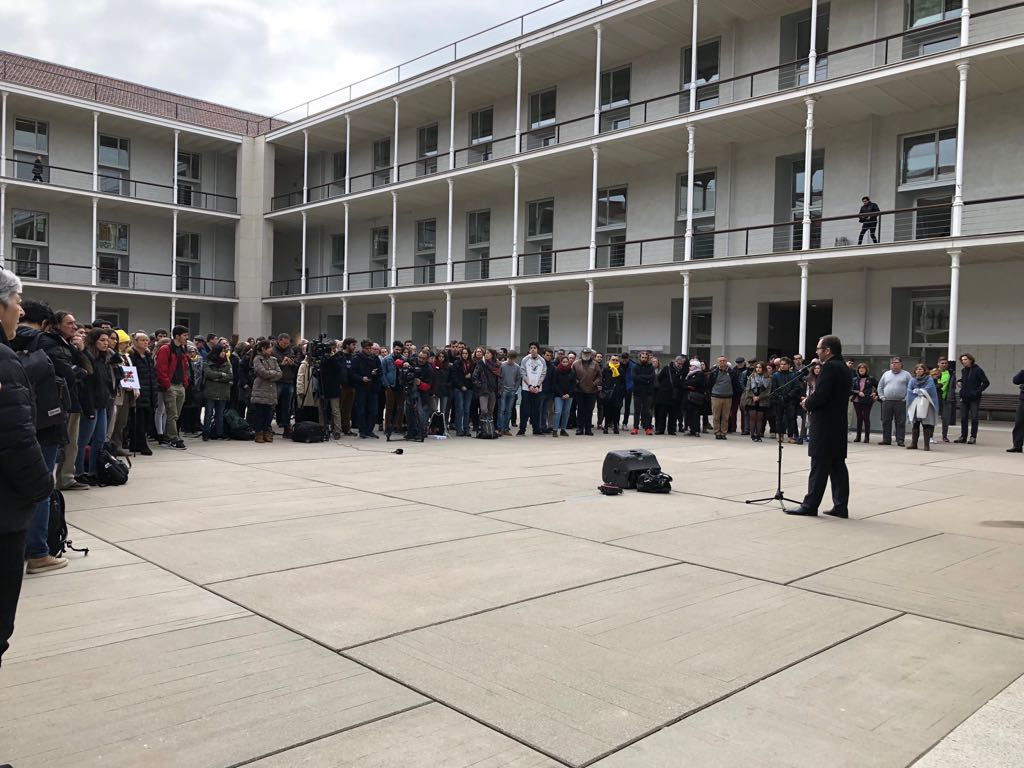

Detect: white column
446,178,454,282
92,112,99,191
392,97,400,183
92,292,99,324
586,279,595,349
299,300,307,341
511,164,520,277
509,285,518,350
801,96,817,250
947,250,961,362
170,210,178,293
0,92,7,178
961,0,971,45
390,191,398,286
807,0,819,84
514,52,523,153
90,198,98,286
342,202,350,290
0,184,6,267
798,262,809,359
302,129,309,204
688,1,699,113
300,211,308,295
951,62,970,236
341,297,349,339
683,125,696,261
592,25,603,135
680,271,691,355
344,115,351,194
389,293,397,344
169,298,176,331
444,289,452,343
172,129,180,204
448,77,457,169
589,147,599,270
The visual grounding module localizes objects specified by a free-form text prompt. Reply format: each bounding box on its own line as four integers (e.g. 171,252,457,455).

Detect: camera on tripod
399,362,419,395
305,334,331,373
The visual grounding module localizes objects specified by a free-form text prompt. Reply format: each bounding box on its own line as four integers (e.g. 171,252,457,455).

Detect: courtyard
2,426,1023,767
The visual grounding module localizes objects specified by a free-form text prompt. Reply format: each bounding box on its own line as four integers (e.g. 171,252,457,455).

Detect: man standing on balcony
858,196,880,244
270,333,298,438
32,155,45,182
155,325,190,450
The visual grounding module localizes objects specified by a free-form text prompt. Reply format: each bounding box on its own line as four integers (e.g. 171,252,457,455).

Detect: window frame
899,127,957,188
415,218,437,256
906,0,963,29
908,288,951,349
370,226,390,264
177,151,201,182
528,87,557,129
331,234,346,268
681,39,722,110
600,65,631,110
469,108,494,145
596,186,628,232
13,117,49,154
527,198,554,241
466,209,491,249
677,169,718,220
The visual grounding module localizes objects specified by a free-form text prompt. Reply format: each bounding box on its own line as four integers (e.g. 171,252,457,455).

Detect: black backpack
291,421,325,443
96,444,131,486
476,415,497,440
224,408,255,440
635,470,673,494
18,348,67,432
428,411,447,436
47,489,89,558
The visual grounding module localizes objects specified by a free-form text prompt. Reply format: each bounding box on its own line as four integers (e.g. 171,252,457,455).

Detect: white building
3,0,1024,389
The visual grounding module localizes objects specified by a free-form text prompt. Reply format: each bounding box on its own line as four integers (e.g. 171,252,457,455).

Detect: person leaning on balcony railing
858,196,880,245
32,155,45,182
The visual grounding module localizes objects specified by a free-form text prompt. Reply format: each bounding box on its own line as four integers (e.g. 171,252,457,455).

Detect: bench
979,393,1019,421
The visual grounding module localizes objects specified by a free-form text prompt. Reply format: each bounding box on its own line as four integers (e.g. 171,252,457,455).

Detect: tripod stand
746,373,806,511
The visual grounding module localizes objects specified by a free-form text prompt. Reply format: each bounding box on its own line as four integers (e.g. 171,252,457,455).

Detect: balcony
4,158,239,213
18,260,236,298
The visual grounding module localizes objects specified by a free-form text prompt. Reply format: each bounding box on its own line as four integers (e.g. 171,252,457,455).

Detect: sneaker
560,430,569,437
552,431,559,438
967,437,976,444
26,555,69,574
61,481,90,491
631,428,639,435
171,439,187,450
645,428,653,436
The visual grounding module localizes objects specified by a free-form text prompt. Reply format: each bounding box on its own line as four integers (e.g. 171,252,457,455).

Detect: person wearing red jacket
155,325,190,450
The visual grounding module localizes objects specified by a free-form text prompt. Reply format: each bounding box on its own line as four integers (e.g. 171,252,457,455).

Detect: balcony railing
4,158,239,213
265,194,1024,297
17,260,236,297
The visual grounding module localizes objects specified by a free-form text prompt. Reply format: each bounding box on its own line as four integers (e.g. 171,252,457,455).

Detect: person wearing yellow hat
106,329,135,457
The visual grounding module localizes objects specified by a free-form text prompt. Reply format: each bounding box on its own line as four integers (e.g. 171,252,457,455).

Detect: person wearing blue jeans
497,352,522,435
452,384,472,436
24,442,60,566
498,388,518,433
270,333,299,436
77,408,108,476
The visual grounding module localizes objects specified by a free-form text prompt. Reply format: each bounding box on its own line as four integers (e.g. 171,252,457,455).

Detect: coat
320,353,347,399
572,358,602,394
552,364,577,397
601,365,627,404
251,354,283,405
296,359,318,409
203,359,233,402
632,361,656,395
128,349,159,411
655,364,684,405
850,374,877,404
741,372,774,410
472,359,499,396
155,342,190,390
802,356,849,459
959,364,990,402
906,374,938,426
270,344,298,383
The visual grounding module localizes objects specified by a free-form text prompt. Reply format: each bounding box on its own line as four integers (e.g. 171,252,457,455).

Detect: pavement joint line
781,531,947,586
856,494,965,520
574,611,907,768
222,700,434,768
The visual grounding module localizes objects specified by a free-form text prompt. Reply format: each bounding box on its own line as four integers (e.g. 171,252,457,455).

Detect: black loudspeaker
602,449,661,489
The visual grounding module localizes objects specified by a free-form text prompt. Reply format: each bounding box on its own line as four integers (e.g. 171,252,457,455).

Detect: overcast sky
0,0,591,117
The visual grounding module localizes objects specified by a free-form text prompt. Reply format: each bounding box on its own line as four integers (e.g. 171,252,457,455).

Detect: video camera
305,334,332,374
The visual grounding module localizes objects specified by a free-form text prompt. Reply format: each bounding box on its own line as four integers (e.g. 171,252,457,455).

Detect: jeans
960,399,981,439
478,393,496,426
250,403,273,433
452,388,472,434
519,390,542,433
622,390,633,424
163,383,185,440
203,399,227,438
276,381,296,430
76,408,108,475
498,389,518,433
858,222,878,244
881,399,906,444
25,442,59,559
355,388,378,437
553,395,573,430
432,395,449,423
538,392,553,432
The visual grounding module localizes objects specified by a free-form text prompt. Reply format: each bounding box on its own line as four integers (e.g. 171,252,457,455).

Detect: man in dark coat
788,335,850,518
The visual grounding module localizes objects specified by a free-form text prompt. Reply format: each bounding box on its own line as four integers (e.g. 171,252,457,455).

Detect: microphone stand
746,366,812,511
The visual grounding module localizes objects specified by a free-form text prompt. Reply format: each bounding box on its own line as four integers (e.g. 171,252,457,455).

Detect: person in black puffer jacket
0,269,57,665
127,332,158,455
631,351,656,434
77,329,117,479
431,351,451,421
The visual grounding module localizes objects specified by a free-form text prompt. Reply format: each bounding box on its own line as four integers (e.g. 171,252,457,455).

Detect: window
370,227,389,288
682,40,721,110
176,151,201,206
417,124,439,176
175,232,200,291
908,0,963,27
98,135,130,196
600,66,631,132
905,0,962,54
914,195,953,239
909,289,950,359
96,308,126,330
690,299,713,361
331,234,346,269
13,118,49,182
466,209,491,280
678,171,717,218
780,5,830,88
372,138,391,187
900,128,956,186
596,187,627,230
606,303,624,355
525,199,554,275
97,221,129,287
791,156,824,251
469,108,493,163
677,170,717,259
332,151,347,182
527,88,557,149
415,219,437,284
12,209,49,280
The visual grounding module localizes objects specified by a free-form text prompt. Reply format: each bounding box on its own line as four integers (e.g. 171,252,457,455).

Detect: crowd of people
2,264,1024,666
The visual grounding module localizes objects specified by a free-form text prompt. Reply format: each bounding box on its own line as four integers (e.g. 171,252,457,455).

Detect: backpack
428,411,447,436
476,415,497,439
635,470,673,494
291,421,325,443
224,409,255,441
47,489,90,558
17,349,66,432
96,444,131,486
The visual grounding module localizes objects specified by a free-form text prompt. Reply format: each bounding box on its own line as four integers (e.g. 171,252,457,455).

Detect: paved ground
2,424,1023,767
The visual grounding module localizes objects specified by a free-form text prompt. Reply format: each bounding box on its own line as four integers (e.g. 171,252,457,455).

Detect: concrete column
808,0,819,84
92,112,99,191
448,77,457,169
720,277,729,358
798,262,809,359
509,285,518,350
236,136,275,338
592,25,603,135
389,293,397,344
586,279,595,348
342,202,350,291
444,289,452,342
961,0,971,45
300,211,308,295
0,184,6,267
390,191,398,286
91,198,98,286
1,91,8,178
171,210,178,293
169,297,176,331
341,297,349,339
801,96,817,250
91,292,98,324
299,300,307,341
173,129,180,203
344,115,351,194
951,62,970,236
589,147,599,270
688,1,699,112
947,249,961,362
683,125,696,261
446,178,454,282
680,271,691,355
514,52,523,153
302,129,309,204
392,97,400,183
512,164,520,277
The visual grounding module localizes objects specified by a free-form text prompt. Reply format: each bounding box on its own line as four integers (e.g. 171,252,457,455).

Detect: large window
176,151,201,206
417,123,439,176
98,134,130,196
415,219,437,284
900,128,956,186
370,226,389,288
469,108,494,163
682,40,721,110
596,187,627,268
527,88,557,149
780,5,830,87
525,199,554,275
905,1,962,55
909,288,950,361
372,138,391,187
331,234,346,269
13,118,49,182
12,209,49,280
466,209,491,280
600,66,631,132
677,170,717,259
97,221,129,287
789,156,824,251
175,232,200,292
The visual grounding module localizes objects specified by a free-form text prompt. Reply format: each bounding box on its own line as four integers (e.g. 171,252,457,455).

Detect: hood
11,325,42,352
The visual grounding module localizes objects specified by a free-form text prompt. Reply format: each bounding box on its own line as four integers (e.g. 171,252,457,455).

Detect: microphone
795,359,820,377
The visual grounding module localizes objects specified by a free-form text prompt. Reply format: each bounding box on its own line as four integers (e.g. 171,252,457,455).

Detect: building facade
3,0,1024,390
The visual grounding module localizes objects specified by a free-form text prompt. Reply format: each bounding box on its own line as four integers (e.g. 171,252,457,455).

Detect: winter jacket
352,351,382,391
706,367,742,398
295,359,318,409
541,360,557,394
452,359,474,392
850,374,877,404
33,329,85,413
155,341,190,390
741,372,774,410
203,359,233,401
0,343,54,534
655,364,683,404
684,369,707,405
905,374,939,426
320,353,347,399
381,353,404,389
85,349,116,414
432,362,451,398
10,325,67,445
552,363,576,397
472,359,499,396
251,354,283,405
601,365,627,404
632,361,656,395
1014,370,1024,402
128,349,159,411
270,344,298,383
572,358,602,394
959,364,990,402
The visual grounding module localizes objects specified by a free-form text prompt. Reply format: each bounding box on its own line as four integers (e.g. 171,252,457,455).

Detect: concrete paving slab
59,526,143,571
0,616,424,768
249,703,562,767
924,453,1024,476
387,474,597,514
726,483,961,520
663,466,785,497
125,504,522,584
351,565,894,766
7,562,247,663
613,511,935,583
871,496,1024,543
592,615,1024,768
796,533,1024,637
214,528,671,649
907,469,1024,501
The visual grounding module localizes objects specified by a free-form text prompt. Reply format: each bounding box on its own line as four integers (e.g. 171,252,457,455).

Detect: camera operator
319,340,346,439
402,350,433,439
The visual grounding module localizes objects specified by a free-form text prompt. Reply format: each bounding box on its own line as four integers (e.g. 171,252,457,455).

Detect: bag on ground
291,421,325,443
47,489,89,558
476,415,498,439
224,408,256,440
96,445,131,486
428,411,447,436
635,469,673,494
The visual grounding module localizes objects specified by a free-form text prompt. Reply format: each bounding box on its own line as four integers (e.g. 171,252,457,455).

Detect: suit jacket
802,355,849,459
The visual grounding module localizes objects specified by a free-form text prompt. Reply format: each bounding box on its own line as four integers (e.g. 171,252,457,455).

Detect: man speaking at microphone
786,335,850,519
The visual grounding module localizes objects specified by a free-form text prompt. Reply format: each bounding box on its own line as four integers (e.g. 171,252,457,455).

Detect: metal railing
5,158,238,213
17,260,236,297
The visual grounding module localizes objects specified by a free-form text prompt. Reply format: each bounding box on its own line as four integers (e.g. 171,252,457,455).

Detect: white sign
121,365,141,391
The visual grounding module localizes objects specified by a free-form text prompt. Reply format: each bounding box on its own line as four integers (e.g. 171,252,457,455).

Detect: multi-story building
3,0,1024,389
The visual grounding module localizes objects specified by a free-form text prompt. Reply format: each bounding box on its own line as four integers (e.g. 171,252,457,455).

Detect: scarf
608,361,620,378
752,373,770,389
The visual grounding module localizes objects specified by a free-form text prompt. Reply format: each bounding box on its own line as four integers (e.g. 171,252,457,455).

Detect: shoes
75,473,97,486
967,437,976,444
631,428,639,435
516,430,526,436
576,429,584,435
552,431,558,438
823,507,849,519
715,434,726,440
602,427,609,434
264,431,274,443
754,437,763,442
796,437,804,445
613,426,619,434
202,434,210,442
906,444,917,450
942,436,950,443
368,433,380,439
585,429,594,436
785,505,818,516
560,430,569,437
138,445,153,455
645,428,653,436
170,439,187,450
1008,447,1023,453
786,438,797,444
501,430,513,437
953,436,967,443
878,441,891,446
896,441,905,447
255,431,265,444
26,555,69,574
62,481,90,491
